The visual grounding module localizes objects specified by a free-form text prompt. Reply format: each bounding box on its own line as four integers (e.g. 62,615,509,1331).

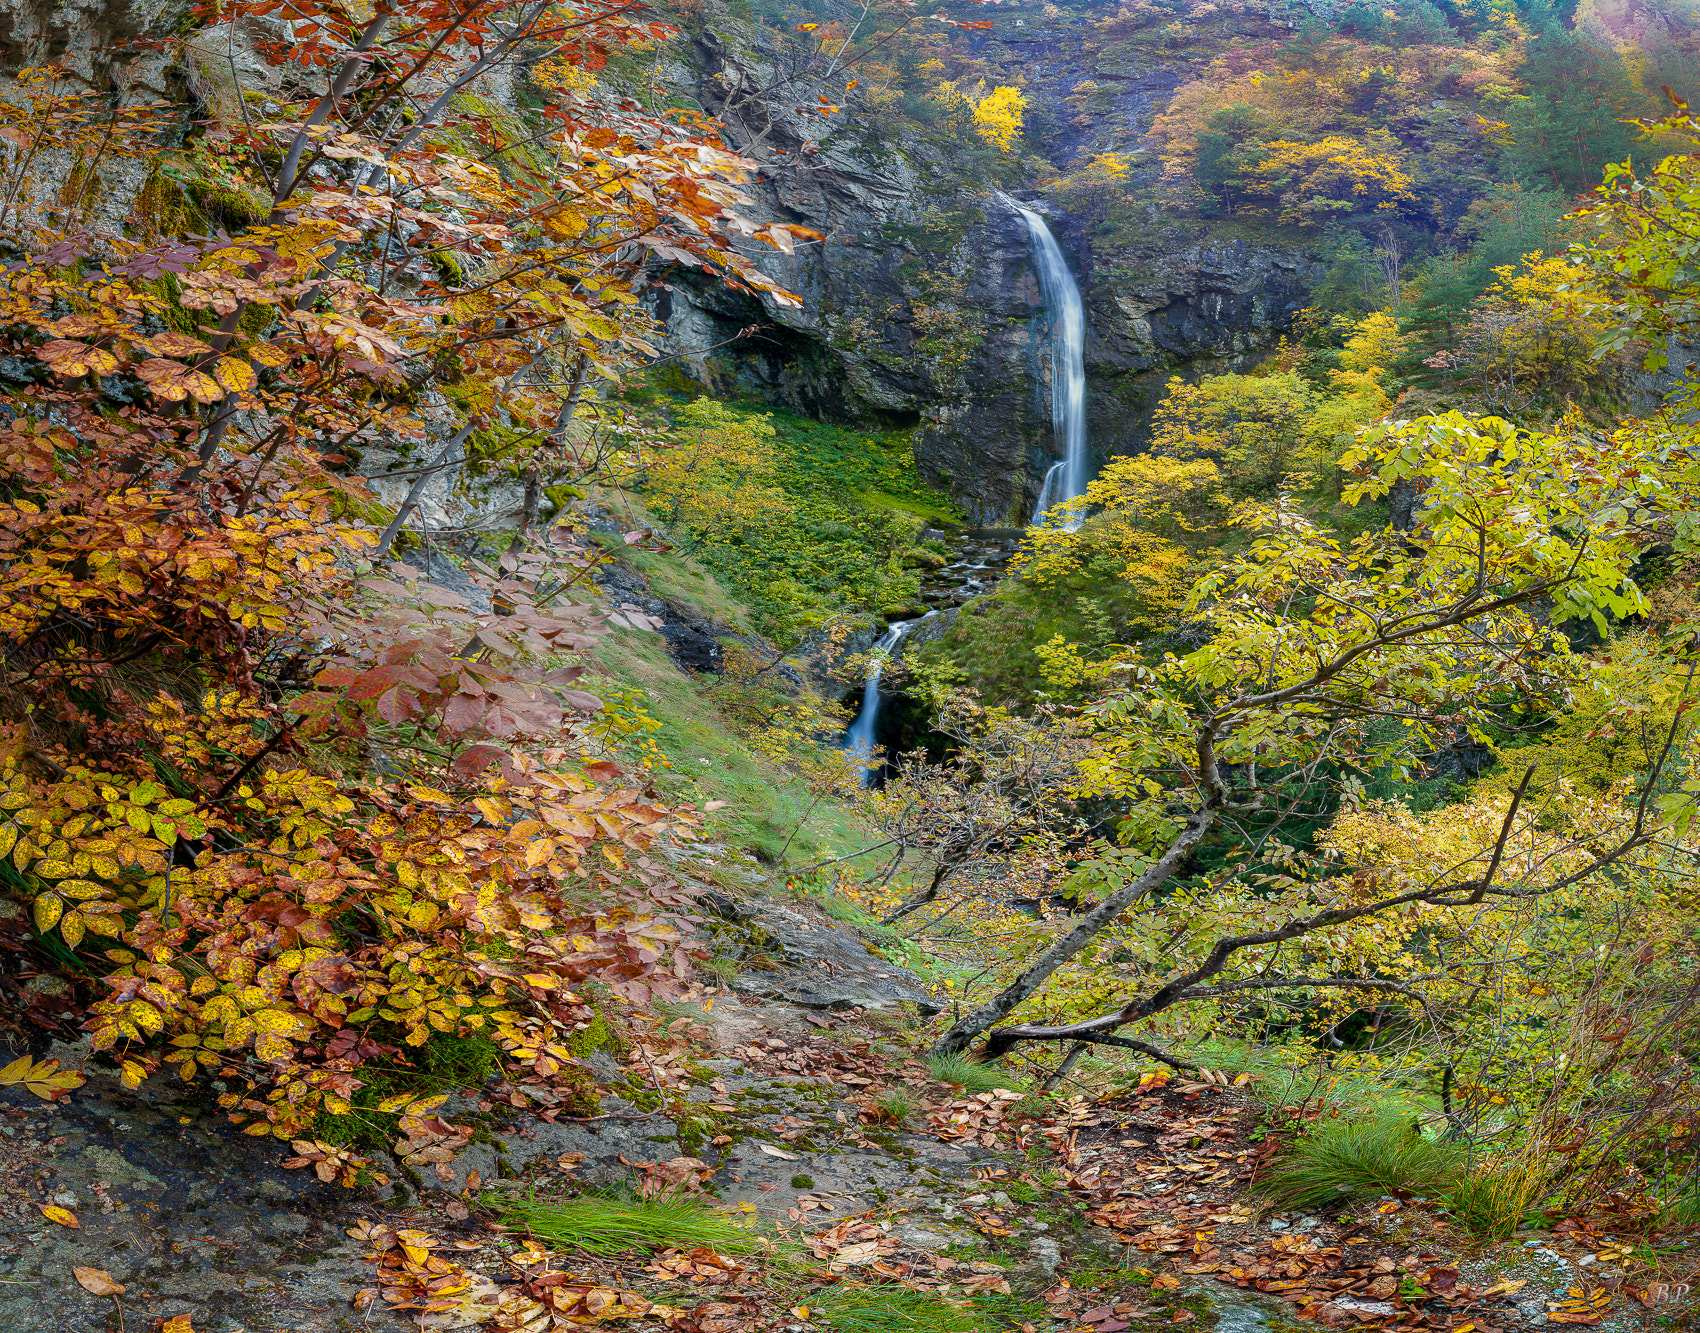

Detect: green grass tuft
814,1287,989,1333
497,1195,762,1257
926,1051,1022,1095
1258,1114,1466,1209
1444,1156,1549,1238
873,1088,917,1124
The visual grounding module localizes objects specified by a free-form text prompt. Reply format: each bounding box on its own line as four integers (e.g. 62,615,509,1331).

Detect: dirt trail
0,881,1673,1333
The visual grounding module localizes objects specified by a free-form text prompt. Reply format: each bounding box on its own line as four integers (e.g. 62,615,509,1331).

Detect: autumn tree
1009,454,1227,642
971,85,1027,151
0,0,818,1160
636,398,793,532
929,411,1696,1060
1428,253,1616,413
1239,132,1418,227
1148,372,1319,493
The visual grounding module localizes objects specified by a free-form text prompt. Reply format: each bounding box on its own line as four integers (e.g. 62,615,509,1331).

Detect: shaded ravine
844,613,935,786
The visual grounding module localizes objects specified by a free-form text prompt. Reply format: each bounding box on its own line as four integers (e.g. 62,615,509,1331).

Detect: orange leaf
73,1266,125,1296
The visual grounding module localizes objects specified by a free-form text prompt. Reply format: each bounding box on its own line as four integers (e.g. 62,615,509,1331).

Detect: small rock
990,1190,1011,1205
1029,1235,1063,1276
1267,1218,1289,1231
50,1192,77,1208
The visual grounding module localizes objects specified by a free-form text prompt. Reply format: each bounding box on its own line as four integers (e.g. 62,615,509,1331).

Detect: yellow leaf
32,894,62,932
213,357,256,393
58,911,84,947
41,1204,78,1228
162,1315,194,1333
252,1008,301,1034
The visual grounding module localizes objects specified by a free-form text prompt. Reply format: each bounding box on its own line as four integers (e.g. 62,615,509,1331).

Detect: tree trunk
373,421,476,558
927,805,1214,1057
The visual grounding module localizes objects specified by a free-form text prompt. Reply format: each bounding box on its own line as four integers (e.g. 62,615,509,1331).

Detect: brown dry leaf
41,1204,78,1228
73,1266,125,1296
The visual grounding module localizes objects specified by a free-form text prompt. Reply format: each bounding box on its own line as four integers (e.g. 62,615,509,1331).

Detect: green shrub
1258,1114,1465,1209
873,1089,917,1124
496,1195,761,1257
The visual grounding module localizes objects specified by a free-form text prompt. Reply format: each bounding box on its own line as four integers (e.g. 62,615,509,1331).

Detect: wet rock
711,1131,985,1221
594,563,732,674
419,1096,681,1196
0,1070,412,1332
730,903,941,1013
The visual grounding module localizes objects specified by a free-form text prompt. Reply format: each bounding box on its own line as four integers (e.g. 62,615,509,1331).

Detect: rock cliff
647,2,1324,524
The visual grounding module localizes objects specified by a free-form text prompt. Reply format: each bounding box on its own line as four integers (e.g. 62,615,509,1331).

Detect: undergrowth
926,1051,1024,1095
496,1194,765,1257
813,1286,990,1333
1258,1113,1466,1209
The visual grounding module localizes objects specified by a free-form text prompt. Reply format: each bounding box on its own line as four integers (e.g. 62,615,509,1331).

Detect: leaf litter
347,1012,1692,1333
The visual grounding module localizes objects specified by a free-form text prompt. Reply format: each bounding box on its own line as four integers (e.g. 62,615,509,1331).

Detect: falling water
843,614,932,787
1014,202,1089,530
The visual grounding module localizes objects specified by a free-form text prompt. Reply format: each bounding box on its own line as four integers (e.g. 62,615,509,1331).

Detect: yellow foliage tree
641,399,793,533
972,85,1027,151
1151,365,1388,496
1150,372,1319,493
1338,310,1408,376
1010,455,1228,642
1241,133,1417,226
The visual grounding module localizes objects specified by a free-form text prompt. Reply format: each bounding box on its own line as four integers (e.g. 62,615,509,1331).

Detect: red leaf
346,663,410,700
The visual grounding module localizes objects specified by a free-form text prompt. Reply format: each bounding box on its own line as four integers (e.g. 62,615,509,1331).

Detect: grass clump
873,1089,916,1124
1259,1113,1466,1209
814,1287,988,1333
927,1052,1022,1095
498,1195,762,1257
1444,1154,1549,1238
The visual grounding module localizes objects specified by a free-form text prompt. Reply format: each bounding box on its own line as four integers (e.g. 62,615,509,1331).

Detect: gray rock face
647,7,1321,525
0,1070,412,1332
730,903,942,1014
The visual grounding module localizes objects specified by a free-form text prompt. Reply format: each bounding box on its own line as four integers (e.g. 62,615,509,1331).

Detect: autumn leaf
41,1204,78,1228
73,1266,125,1296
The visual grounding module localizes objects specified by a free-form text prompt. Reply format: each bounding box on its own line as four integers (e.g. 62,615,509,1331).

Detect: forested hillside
1,0,1700,1325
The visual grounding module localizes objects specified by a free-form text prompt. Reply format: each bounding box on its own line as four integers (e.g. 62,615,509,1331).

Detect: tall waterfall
843,614,932,787
1014,204,1089,530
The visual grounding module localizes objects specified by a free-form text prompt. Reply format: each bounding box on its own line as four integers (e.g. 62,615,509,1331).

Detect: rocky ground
0,880,1686,1333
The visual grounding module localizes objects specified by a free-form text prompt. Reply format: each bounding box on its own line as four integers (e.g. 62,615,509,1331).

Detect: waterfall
843,614,932,787
1014,203,1089,531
